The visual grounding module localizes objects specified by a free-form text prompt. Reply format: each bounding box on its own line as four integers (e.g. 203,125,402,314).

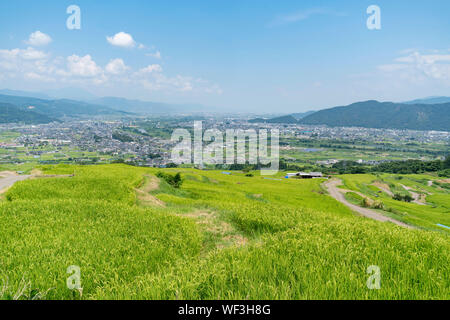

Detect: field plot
0,165,448,299
338,174,450,233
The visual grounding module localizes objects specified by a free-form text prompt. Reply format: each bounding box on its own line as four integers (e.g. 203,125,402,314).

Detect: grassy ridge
0,165,449,299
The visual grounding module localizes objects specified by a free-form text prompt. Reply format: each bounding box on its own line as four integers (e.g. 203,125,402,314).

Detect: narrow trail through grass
176,210,248,253
372,181,394,196
135,173,249,253
135,175,165,207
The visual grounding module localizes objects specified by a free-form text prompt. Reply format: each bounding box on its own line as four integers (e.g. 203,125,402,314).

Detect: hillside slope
249,115,298,124
291,110,316,119
300,100,450,131
0,164,448,299
0,103,57,124
0,94,126,118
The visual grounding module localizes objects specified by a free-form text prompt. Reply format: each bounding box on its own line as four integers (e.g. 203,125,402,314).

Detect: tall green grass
0,165,448,299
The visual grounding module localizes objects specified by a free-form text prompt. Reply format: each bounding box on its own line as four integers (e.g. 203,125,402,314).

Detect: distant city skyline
0,0,449,112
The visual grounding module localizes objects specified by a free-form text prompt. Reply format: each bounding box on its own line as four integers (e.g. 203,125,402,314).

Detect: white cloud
105,58,129,74
21,47,48,60
377,64,409,72
0,46,221,94
396,53,450,64
137,64,163,74
379,51,450,81
106,32,136,48
0,47,47,61
139,73,191,92
0,47,59,84
66,54,102,77
24,72,54,82
269,8,346,27
26,31,52,46
137,71,221,94
146,51,162,59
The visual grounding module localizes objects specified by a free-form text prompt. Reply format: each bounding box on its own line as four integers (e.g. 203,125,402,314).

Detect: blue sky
0,0,449,112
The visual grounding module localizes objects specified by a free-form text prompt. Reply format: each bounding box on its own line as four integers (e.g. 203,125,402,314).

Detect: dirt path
324,179,414,229
135,175,165,207
177,210,248,250
29,169,75,179
400,184,426,205
430,180,446,191
372,181,394,196
135,173,247,249
0,172,30,194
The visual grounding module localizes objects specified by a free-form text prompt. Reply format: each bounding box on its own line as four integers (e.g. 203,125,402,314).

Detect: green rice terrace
0,164,448,300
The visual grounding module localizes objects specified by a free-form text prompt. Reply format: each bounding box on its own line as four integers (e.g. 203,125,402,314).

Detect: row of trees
327,156,450,175
159,155,450,176
372,159,447,174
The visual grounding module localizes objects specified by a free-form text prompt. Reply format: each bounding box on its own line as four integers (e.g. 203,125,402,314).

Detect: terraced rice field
0,165,448,299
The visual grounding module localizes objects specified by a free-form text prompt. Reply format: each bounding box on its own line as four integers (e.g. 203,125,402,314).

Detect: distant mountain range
248,111,315,124
291,111,316,119
0,94,128,123
249,115,298,124
0,88,449,131
0,88,98,101
403,96,450,105
0,89,51,100
0,103,57,124
300,100,450,131
250,100,450,131
0,91,211,124
0,89,212,115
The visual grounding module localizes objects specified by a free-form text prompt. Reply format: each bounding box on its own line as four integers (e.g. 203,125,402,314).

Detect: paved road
324,179,415,229
0,174,30,193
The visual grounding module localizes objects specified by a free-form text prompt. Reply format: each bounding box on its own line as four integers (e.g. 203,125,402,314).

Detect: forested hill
299,100,450,131
0,94,126,118
249,115,298,124
0,103,57,124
